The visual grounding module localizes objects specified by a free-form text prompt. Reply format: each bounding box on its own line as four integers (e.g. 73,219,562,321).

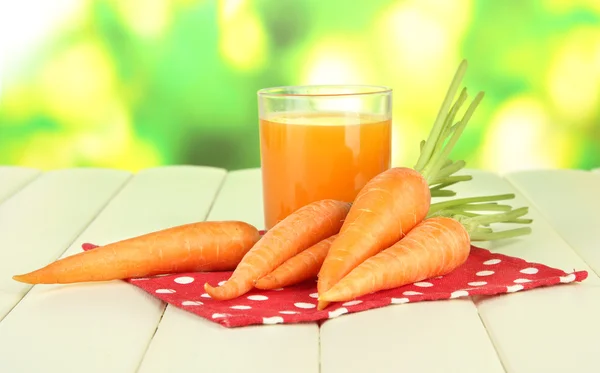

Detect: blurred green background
1,0,599,172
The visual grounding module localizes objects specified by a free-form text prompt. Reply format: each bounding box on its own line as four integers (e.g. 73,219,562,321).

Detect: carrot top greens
405,58,534,241
428,193,533,241
412,59,484,198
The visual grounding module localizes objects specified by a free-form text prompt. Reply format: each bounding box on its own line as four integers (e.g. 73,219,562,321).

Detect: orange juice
259,111,391,229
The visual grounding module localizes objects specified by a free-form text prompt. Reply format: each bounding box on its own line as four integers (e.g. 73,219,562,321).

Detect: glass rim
257,84,392,98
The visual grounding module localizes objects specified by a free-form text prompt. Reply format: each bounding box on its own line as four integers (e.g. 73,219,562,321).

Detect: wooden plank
139,306,319,373
203,168,265,230
321,299,505,373
0,168,131,320
320,169,508,373
477,284,600,373
137,168,321,373
450,169,600,373
449,169,599,283
0,166,227,373
0,166,41,204
504,169,600,277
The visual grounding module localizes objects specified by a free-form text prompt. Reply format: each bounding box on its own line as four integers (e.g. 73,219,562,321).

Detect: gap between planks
0,168,42,206
500,172,600,280
0,172,135,323
132,172,230,373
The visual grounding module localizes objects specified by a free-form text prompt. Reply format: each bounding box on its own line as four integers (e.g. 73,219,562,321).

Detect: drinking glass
257,85,392,230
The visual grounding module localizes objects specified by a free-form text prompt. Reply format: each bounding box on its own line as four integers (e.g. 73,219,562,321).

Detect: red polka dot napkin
81,243,587,328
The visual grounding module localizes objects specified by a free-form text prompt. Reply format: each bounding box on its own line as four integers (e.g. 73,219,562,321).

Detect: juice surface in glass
259,111,391,229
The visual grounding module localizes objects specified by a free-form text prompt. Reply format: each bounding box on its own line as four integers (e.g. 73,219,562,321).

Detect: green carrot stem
428,209,479,218
430,88,468,160
466,207,530,226
429,178,464,191
428,193,515,214
430,174,472,186
509,218,534,224
430,182,453,191
433,160,467,182
445,89,468,129
430,189,457,197
414,60,468,173
455,203,513,212
424,91,485,181
470,227,532,241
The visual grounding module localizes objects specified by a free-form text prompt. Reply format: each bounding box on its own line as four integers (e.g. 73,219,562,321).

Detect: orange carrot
204,199,351,300
254,234,337,290
12,221,261,284
319,216,470,304
316,60,487,309
317,167,431,308
319,201,535,306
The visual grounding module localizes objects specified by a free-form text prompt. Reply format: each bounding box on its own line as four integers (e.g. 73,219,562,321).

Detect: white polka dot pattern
247,295,268,301
520,267,539,274
414,282,433,287
468,281,487,286
450,290,469,299
294,302,316,309
174,276,194,284
181,301,203,306
155,289,175,294
93,242,587,328
328,308,348,318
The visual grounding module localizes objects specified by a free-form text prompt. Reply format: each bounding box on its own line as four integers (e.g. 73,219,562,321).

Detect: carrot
254,234,337,290
319,217,470,303
316,167,431,306
204,199,351,300
12,220,261,284
319,206,533,305
254,193,531,295
316,60,486,309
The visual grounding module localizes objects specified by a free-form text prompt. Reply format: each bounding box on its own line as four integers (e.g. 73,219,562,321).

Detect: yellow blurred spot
17,101,161,171
218,0,267,71
301,37,371,84
75,100,162,171
19,132,75,169
546,0,600,14
0,85,39,123
112,0,172,38
221,0,246,20
76,100,130,160
172,0,206,9
547,26,600,125
391,116,427,168
384,5,448,73
377,0,472,79
38,40,116,130
481,96,561,172
372,0,473,129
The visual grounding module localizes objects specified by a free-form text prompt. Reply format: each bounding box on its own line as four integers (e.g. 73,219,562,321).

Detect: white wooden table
0,165,599,373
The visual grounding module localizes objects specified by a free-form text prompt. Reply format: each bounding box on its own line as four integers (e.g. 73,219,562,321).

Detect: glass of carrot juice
257,85,392,230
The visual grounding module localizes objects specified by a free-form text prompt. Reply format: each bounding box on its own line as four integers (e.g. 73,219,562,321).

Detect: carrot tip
317,300,330,310
253,276,273,290
12,275,29,284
